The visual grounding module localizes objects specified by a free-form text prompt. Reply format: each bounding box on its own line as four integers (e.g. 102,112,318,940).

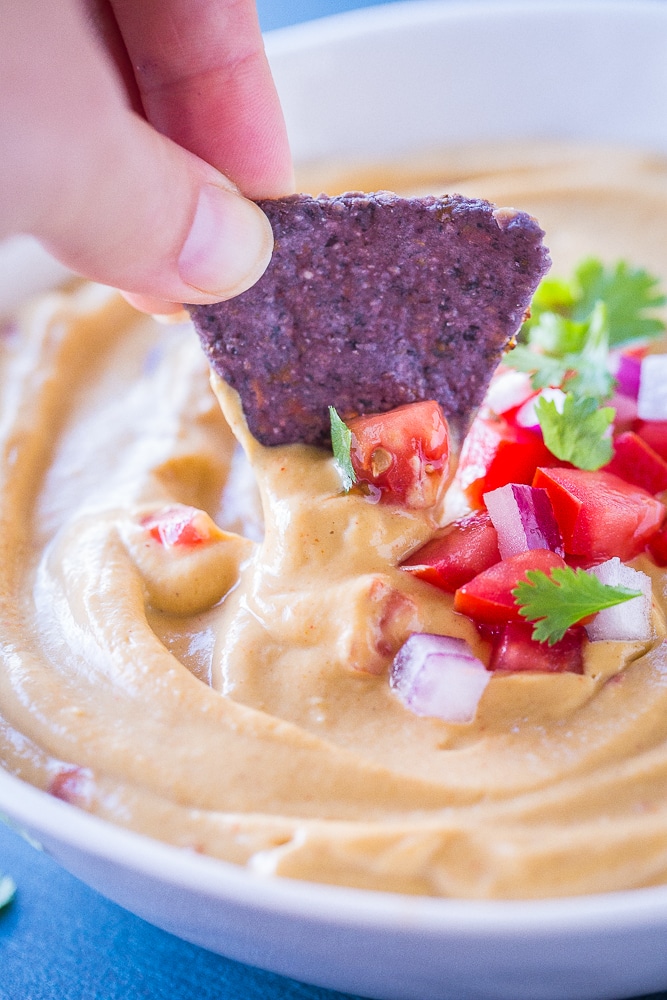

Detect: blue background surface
2,2,667,998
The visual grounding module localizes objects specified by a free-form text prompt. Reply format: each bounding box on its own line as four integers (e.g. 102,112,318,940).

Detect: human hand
1,0,294,314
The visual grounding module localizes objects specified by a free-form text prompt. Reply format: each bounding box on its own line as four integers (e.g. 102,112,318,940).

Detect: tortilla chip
189,192,549,448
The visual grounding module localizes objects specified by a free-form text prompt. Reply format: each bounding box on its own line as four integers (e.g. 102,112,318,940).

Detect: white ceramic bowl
3,3,667,998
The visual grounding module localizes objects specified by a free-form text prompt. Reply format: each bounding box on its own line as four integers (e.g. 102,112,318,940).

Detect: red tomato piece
401,511,501,592
647,523,667,566
604,431,667,494
348,400,450,508
533,467,665,562
454,549,567,625
635,420,667,463
141,504,223,547
456,415,553,509
488,621,585,674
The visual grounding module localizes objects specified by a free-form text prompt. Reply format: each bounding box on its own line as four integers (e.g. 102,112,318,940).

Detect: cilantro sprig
507,257,666,472
521,257,666,349
513,565,641,645
329,406,356,492
535,393,615,470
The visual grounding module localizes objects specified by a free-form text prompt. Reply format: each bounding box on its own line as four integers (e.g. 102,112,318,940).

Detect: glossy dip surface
2,144,667,898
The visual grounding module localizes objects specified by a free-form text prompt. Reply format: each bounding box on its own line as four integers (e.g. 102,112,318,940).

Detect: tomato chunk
533,467,665,562
604,431,667,494
401,511,500,592
348,400,450,508
141,504,224,547
647,523,667,566
456,415,552,509
454,549,567,625
635,420,667,462
487,621,585,674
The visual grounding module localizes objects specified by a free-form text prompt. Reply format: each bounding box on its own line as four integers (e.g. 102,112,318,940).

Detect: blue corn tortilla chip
189,192,549,448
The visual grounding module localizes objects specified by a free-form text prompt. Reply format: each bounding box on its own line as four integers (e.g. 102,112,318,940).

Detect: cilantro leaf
536,393,615,470
572,258,666,345
0,874,15,910
523,257,666,347
513,565,641,645
505,343,570,390
523,309,589,357
561,301,615,401
329,406,356,492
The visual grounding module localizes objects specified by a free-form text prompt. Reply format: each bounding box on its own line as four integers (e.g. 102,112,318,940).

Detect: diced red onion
483,483,564,559
585,558,652,642
390,633,489,723
515,387,566,433
614,352,642,400
484,369,533,416
638,355,667,420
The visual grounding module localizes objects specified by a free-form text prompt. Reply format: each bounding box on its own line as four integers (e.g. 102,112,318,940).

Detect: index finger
108,0,294,198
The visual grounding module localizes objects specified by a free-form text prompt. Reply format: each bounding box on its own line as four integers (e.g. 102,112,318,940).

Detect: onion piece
585,558,653,642
390,633,489,723
614,351,642,400
638,355,667,420
484,369,533,416
515,387,566,433
483,483,564,559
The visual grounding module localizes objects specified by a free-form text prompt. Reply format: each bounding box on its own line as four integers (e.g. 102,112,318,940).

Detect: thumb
1,0,274,306
39,115,275,307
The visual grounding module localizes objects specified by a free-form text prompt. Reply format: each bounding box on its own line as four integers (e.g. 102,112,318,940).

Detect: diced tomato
647,523,667,566
487,621,585,674
141,504,224,547
635,420,667,462
401,511,500,592
456,415,553,509
453,549,567,625
604,431,667,494
348,400,450,508
48,765,93,804
533,467,665,562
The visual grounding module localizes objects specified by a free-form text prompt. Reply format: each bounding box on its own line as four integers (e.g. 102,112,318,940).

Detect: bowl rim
4,763,667,938
264,0,667,57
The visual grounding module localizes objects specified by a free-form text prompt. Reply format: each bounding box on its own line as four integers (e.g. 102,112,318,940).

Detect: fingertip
177,185,274,302
120,291,189,323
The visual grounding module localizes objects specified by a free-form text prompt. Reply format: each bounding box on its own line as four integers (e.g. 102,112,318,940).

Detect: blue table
2,2,667,999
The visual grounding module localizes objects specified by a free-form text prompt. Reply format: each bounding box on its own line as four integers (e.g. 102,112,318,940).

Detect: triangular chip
189,192,549,448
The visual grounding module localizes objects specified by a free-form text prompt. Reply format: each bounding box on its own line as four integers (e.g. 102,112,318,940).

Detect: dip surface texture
2,146,667,899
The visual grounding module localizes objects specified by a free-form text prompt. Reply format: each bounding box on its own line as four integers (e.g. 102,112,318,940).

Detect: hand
0,0,294,313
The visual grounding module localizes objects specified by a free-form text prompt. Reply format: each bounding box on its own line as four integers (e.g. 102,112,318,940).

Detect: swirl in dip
1,144,667,899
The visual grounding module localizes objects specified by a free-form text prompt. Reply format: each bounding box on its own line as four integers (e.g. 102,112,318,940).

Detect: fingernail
178,185,273,299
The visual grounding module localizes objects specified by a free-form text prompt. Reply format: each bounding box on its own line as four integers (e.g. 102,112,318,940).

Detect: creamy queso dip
2,144,667,899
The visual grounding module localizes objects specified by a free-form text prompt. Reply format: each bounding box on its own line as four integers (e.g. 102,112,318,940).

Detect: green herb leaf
513,565,641,645
0,874,15,910
329,406,357,492
505,343,571,390
523,257,666,347
536,393,615,470
572,258,666,345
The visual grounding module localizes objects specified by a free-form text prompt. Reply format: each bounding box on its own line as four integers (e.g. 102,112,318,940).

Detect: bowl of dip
2,2,667,998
